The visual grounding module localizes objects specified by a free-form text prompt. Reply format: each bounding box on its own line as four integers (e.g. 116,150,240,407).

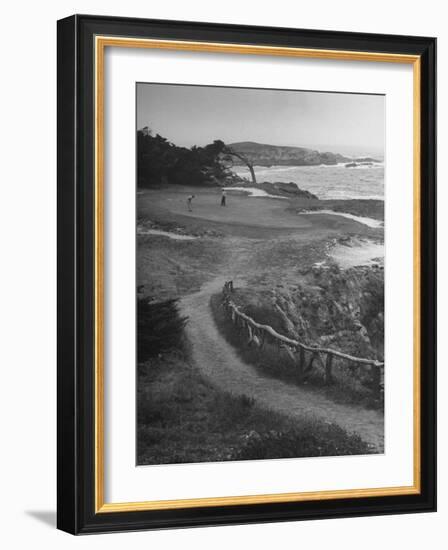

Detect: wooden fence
222,280,384,394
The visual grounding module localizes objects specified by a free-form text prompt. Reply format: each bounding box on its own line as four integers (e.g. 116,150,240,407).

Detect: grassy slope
137,233,228,301
137,348,373,466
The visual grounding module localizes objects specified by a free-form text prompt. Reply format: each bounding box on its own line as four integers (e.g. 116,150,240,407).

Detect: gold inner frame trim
94,35,421,514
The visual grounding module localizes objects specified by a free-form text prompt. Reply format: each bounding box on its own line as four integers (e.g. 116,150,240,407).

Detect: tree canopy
137,128,235,188
137,128,257,187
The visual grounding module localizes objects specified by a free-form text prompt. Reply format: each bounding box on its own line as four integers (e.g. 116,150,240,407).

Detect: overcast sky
137,83,384,155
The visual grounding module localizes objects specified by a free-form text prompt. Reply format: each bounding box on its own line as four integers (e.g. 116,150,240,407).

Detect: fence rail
221,280,384,393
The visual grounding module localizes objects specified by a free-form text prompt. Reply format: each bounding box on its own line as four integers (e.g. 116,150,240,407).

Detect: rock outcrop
272,265,384,361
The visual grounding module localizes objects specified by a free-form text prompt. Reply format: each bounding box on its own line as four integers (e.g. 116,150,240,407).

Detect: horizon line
137,128,383,155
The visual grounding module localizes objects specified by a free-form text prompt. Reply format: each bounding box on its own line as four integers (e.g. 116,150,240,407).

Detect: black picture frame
57,14,436,534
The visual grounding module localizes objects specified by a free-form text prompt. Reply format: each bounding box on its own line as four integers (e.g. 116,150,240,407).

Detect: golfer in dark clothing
221,190,227,207
187,194,195,212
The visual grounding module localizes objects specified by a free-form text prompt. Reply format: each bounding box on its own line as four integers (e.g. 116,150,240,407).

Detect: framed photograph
57,15,436,534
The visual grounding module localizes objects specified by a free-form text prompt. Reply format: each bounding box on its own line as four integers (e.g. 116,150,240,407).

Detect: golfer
187,194,195,212
221,190,227,207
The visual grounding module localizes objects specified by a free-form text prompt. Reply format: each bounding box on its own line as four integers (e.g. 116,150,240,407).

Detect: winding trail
180,277,384,452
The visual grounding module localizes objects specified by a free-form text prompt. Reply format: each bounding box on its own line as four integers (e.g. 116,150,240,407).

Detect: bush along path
179,276,385,453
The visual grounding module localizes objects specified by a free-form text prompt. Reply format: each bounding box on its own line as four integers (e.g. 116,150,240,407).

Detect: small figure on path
221,189,227,207
187,194,195,212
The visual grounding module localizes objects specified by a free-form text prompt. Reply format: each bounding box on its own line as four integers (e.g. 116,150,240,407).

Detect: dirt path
180,277,384,452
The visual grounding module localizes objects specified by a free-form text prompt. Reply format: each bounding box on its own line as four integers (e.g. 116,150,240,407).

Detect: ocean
233,163,384,201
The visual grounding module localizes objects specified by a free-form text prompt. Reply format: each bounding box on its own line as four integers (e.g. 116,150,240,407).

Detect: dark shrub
137,296,188,362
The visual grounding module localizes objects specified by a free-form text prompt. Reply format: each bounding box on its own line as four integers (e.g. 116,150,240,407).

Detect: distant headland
228,141,380,167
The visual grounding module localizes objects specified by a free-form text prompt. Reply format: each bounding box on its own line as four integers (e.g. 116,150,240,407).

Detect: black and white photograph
136,83,385,466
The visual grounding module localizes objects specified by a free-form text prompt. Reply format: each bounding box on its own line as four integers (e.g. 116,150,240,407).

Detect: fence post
307,352,317,373
247,325,253,345
371,362,381,395
296,346,304,382
325,354,334,385
299,346,305,370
